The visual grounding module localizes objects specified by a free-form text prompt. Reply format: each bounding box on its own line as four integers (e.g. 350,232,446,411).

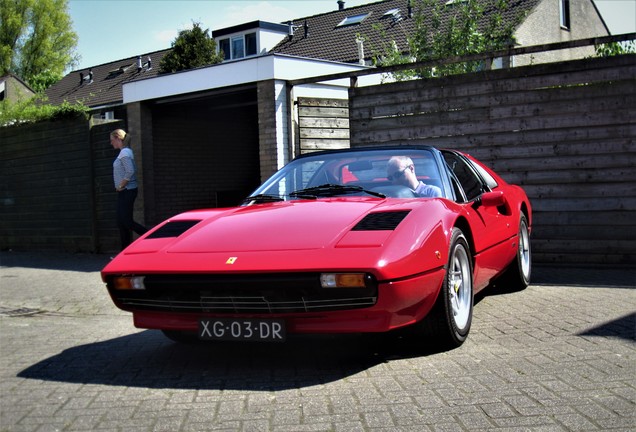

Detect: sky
68,0,636,71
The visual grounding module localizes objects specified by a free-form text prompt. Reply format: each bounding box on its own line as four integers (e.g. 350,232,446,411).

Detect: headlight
111,276,146,290
320,273,367,288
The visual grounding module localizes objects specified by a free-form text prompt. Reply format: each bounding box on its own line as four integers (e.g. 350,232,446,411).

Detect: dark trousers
116,188,148,249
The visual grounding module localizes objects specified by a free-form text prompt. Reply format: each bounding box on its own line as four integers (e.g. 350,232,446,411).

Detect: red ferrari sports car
102,146,531,348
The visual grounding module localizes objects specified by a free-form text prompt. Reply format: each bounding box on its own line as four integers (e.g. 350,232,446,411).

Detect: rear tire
497,214,531,292
418,228,473,348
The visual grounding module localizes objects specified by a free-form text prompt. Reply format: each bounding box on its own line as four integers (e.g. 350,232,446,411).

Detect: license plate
198,318,286,342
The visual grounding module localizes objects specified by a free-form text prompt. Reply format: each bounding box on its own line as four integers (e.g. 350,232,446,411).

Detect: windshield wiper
290,184,385,199
242,194,285,205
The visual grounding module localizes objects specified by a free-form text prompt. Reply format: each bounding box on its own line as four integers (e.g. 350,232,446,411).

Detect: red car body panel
102,147,531,338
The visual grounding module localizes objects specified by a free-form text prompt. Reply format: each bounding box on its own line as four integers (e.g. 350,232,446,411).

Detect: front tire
418,228,474,348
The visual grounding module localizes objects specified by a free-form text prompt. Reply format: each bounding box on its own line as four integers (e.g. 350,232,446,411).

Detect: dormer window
336,13,370,28
213,21,288,61
218,32,257,60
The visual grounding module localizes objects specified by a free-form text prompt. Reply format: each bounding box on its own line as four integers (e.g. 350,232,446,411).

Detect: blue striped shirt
113,148,138,190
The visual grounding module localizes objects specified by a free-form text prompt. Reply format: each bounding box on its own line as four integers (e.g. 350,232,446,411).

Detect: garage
147,86,261,225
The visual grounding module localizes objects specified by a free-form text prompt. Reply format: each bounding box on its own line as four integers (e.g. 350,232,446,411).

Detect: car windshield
244,148,445,203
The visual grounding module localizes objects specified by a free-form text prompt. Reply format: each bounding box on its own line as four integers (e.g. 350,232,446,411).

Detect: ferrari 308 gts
102,146,532,348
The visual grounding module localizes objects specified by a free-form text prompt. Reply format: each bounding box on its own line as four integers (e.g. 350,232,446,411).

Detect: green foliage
0,95,88,127
159,22,223,73
595,41,636,57
27,70,63,93
373,0,523,80
366,29,418,82
0,0,78,90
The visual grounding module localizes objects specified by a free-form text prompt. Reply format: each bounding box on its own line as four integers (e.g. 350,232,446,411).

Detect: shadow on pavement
531,265,634,288
17,330,440,390
577,312,636,341
0,251,111,273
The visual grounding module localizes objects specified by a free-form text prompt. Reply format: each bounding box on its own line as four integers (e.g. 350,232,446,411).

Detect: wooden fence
347,54,635,265
0,119,122,253
296,97,350,153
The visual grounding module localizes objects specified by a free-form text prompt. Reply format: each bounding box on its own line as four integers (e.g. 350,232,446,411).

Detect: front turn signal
320,273,366,288
112,276,146,290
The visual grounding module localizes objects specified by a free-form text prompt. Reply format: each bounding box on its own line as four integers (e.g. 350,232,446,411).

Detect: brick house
44,0,609,228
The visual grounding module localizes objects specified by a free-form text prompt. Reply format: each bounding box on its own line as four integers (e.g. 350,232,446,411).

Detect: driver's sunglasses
387,165,411,181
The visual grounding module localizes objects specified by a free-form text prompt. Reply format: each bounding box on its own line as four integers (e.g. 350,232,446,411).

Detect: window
245,33,257,56
219,38,230,60
443,152,486,202
218,32,257,60
336,13,370,27
560,0,571,29
383,8,400,17
231,36,244,59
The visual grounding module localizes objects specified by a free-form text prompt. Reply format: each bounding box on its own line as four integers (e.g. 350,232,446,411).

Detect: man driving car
387,156,442,198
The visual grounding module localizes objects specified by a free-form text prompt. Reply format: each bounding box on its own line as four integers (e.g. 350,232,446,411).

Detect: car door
442,151,517,288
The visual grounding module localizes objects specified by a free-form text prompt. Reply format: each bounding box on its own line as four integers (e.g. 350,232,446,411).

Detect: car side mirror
480,191,505,207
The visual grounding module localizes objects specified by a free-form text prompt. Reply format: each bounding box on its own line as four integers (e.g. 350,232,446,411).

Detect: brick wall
257,80,284,181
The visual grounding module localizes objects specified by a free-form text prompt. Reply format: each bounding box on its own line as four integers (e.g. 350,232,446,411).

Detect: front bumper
127,268,445,334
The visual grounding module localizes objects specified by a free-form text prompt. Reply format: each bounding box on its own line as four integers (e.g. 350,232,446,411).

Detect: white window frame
336,13,370,27
218,32,258,61
559,0,571,30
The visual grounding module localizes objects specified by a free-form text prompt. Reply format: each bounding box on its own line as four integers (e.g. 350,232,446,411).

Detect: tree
372,0,525,80
159,22,223,73
0,0,78,90
595,41,636,57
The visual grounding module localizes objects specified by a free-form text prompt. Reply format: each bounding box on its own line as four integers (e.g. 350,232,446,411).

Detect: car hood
139,199,405,253
105,198,450,277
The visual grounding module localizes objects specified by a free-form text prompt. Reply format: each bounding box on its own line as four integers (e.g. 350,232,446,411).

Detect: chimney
356,37,365,65
137,56,142,72
79,72,84,84
338,1,345,11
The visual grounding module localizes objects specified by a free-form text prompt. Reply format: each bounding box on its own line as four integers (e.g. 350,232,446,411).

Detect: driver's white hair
388,156,413,168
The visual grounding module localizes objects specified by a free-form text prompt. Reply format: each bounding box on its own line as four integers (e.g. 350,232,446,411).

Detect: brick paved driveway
1,251,634,431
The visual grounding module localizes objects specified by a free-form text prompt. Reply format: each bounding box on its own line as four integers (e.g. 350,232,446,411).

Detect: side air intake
352,211,410,231
146,220,202,239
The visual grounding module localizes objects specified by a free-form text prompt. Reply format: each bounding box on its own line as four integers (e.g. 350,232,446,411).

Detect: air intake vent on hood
352,211,410,231
146,220,202,239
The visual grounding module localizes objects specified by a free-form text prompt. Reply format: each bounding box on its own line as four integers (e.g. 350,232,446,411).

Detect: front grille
109,273,378,314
